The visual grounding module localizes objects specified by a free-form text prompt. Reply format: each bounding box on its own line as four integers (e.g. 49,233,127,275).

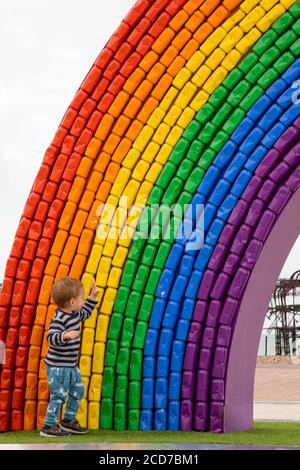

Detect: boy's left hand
90,278,99,299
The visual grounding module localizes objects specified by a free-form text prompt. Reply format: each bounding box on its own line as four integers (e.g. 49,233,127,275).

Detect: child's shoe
61,418,88,434
40,423,71,437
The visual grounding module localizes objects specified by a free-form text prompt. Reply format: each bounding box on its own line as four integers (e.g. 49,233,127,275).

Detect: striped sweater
45,296,98,367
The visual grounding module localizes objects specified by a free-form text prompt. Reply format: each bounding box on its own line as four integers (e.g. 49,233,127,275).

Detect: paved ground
254,364,300,401
254,402,300,421
254,364,300,421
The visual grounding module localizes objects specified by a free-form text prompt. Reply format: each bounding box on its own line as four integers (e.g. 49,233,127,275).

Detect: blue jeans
44,365,84,427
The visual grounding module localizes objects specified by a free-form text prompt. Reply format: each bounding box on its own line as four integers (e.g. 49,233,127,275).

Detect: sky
1,0,300,286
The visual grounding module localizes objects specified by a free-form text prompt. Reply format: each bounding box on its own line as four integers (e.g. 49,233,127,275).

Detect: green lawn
0,422,300,446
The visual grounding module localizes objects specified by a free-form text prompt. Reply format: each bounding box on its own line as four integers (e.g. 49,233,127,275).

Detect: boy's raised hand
90,278,99,299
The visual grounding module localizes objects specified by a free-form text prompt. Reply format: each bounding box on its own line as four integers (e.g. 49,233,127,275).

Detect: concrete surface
254,364,300,421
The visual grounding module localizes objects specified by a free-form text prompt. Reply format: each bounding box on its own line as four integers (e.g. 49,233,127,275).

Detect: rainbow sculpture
0,0,300,434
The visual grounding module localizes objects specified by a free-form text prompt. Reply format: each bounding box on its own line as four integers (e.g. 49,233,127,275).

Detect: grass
0,422,300,446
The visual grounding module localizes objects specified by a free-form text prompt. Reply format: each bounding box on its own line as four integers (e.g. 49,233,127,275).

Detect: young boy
40,276,99,437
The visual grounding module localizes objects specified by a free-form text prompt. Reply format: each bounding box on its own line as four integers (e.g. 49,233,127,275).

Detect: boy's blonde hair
51,277,84,308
